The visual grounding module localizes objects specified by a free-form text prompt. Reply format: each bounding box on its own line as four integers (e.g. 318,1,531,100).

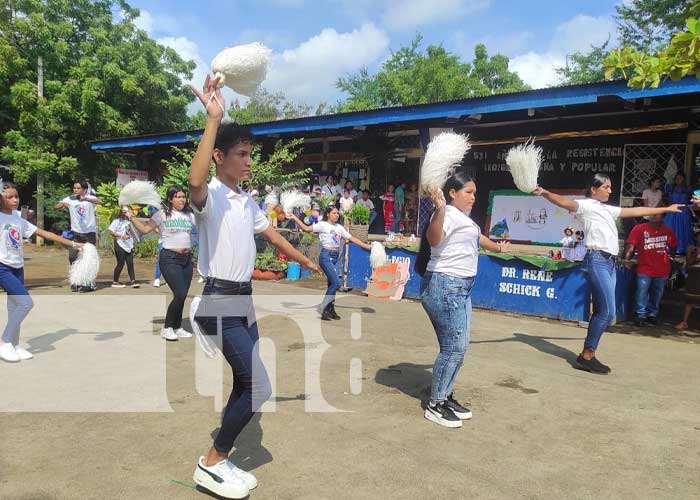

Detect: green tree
248,138,310,191
604,16,700,88
615,0,700,51
556,40,611,85
0,0,195,231
335,35,528,112
229,89,325,125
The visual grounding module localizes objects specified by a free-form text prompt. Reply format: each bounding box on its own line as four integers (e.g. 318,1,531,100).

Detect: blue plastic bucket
286,262,301,280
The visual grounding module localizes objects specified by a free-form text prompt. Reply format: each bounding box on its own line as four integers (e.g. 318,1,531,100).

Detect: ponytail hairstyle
442,171,477,204
415,171,477,277
584,174,611,198
164,185,191,219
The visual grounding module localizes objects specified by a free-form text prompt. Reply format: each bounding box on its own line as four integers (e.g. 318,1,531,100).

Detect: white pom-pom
119,180,162,207
370,242,388,269
264,190,279,209
420,132,470,194
280,189,311,214
505,139,543,193
69,243,100,287
211,43,272,96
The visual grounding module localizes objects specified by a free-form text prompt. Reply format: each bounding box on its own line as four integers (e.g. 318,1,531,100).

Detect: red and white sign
116,168,148,189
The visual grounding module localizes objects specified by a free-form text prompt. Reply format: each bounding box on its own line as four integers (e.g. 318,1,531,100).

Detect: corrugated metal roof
90,77,700,151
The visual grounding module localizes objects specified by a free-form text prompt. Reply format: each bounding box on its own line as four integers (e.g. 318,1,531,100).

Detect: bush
133,235,160,259
349,203,370,224
255,247,288,271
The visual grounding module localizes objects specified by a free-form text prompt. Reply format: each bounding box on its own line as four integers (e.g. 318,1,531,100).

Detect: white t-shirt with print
313,221,351,250
0,211,37,269
575,198,622,256
339,196,354,213
61,196,97,233
426,205,480,278
108,218,134,252
356,198,375,211
150,210,196,250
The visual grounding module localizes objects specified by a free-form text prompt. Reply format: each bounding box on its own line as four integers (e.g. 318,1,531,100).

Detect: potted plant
254,248,288,280
348,203,370,242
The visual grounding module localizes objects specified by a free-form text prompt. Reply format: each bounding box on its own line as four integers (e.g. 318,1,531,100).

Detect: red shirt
626,223,677,277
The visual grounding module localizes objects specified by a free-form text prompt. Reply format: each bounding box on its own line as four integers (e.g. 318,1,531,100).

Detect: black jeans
113,242,135,282
159,249,193,329
68,232,96,264
195,279,271,453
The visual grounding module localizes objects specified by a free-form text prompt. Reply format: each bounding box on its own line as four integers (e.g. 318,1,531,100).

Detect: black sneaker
590,357,611,374
646,316,658,325
634,317,646,327
446,393,472,420
574,354,609,375
424,401,462,428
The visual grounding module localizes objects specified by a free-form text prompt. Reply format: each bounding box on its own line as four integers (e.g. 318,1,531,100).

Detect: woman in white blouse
418,172,508,428
129,186,197,341
534,174,681,374
289,206,370,320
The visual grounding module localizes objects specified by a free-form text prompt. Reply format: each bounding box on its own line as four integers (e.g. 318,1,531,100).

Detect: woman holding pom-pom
0,182,82,362
289,206,371,320
533,174,682,374
417,172,509,428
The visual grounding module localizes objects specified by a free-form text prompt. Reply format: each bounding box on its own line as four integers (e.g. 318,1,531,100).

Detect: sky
125,0,626,112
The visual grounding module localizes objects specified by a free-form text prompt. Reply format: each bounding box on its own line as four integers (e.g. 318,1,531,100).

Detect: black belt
204,277,252,295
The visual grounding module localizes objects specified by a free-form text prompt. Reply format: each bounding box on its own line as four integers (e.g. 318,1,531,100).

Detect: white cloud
510,14,616,89
550,14,616,54
264,23,390,105
509,52,566,89
382,0,491,30
133,10,153,33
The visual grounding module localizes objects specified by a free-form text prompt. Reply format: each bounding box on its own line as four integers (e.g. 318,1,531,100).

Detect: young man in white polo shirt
189,74,319,499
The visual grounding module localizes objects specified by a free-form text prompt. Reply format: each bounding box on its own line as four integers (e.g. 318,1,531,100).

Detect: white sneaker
175,328,193,338
14,346,33,360
0,343,20,362
152,278,160,287
193,457,249,499
160,327,178,341
197,276,204,283
228,462,257,490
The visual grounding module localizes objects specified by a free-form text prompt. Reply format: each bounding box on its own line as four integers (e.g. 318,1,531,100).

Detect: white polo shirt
193,177,270,282
575,198,622,256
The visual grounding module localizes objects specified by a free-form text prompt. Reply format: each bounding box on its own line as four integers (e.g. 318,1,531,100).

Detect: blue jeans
195,283,272,454
420,271,475,403
319,248,341,308
154,242,163,280
369,211,377,225
0,264,33,345
391,204,403,232
634,274,667,319
583,250,617,352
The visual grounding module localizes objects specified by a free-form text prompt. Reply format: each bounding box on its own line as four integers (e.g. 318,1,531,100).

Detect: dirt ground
1,245,699,500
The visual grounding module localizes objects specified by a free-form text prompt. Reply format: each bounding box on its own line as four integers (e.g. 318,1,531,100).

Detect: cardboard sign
365,261,409,300
116,168,148,189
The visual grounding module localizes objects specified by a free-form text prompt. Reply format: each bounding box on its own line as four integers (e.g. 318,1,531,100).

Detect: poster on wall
488,191,584,244
116,168,148,189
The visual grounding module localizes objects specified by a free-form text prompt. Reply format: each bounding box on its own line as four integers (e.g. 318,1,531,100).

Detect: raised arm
83,195,102,205
189,74,225,210
288,213,314,233
54,200,68,209
260,226,320,272
426,188,446,247
532,187,579,212
35,228,81,249
619,205,682,218
127,213,157,234
347,235,371,250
